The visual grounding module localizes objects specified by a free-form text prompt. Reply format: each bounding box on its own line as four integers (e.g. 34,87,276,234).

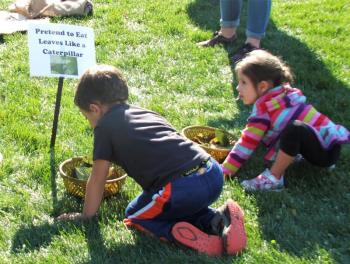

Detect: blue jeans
124,158,224,241
220,0,272,39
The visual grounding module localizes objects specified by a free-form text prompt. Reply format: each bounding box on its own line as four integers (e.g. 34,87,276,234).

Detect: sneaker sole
172,222,224,256
242,185,284,192
241,179,284,192
223,200,247,255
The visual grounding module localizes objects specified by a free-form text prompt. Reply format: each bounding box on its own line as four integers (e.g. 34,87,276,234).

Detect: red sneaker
223,200,247,255
171,222,224,256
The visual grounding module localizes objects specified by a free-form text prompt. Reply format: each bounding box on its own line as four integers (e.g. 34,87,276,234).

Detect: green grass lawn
0,0,349,263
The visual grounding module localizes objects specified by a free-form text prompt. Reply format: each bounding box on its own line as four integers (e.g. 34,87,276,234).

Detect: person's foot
84,1,93,16
171,221,224,256
231,43,259,64
197,31,237,47
241,168,284,191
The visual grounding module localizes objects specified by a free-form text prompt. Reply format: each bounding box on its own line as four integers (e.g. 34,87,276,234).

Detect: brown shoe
197,31,237,47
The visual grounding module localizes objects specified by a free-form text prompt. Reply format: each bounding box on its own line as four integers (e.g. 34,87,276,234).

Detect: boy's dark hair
74,64,129,111
235,50,294,88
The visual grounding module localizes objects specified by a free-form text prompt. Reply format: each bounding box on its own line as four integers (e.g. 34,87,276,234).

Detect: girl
222,50,350,191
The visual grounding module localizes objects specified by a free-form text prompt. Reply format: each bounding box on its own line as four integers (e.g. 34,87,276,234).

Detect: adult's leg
231,0,271,63
246,0,272,47
197,0,241,46
220,0,242,38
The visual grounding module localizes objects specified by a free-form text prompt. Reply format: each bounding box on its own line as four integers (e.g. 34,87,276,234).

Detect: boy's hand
56,212,84,221
82,159,110,218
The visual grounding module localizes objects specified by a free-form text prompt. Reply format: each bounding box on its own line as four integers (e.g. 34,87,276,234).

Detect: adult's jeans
220,0,272,39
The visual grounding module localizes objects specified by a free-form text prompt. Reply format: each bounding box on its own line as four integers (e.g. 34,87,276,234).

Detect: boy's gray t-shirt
93,104,210,191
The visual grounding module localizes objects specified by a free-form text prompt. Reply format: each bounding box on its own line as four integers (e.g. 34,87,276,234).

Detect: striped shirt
222,84,350,174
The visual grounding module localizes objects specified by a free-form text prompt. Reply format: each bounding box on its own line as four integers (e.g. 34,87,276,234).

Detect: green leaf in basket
215,129,230,147
194,133,209,144
74,166,92,180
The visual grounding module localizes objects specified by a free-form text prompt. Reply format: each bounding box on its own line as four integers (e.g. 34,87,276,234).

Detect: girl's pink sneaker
241,168,284,191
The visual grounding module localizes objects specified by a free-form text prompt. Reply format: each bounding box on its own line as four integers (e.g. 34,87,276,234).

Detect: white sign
28,23,96,78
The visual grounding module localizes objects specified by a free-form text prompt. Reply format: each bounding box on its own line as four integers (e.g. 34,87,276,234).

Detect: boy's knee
125,205,133,218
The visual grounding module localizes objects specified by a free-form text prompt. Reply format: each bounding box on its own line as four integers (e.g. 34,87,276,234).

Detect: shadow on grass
187,0,350,263
11,210,233,263
50,148,59,215
83,226,234,264
187,0,350,126
249,162,350,264
11,220,78,254
11,190,130,249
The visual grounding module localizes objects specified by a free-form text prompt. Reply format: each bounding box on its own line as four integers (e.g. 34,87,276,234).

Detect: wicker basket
59,156,127,198
182,126,236,163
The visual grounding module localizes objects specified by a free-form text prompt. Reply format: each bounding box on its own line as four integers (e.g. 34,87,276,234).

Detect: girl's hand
56,212,84,221
221,165,234,178
224,173,233,179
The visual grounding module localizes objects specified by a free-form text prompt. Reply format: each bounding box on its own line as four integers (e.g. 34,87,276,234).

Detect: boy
57,65,247,256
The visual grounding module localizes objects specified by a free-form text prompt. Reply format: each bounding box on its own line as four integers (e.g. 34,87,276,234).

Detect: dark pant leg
124,158,224,241
279,120,341,167
124,184,176,240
